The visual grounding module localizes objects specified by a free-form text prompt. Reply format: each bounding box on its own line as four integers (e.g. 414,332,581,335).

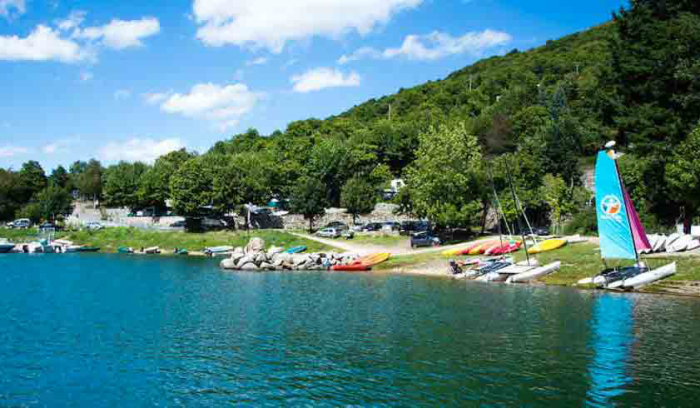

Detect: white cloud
0,0,25,19
114,89,131,99
339,29,511,63
98,138,185,163
291,67,360,93
42,138,76,154
158,83,264,131
58,10,87,31
143,91,172,105
74,17,160,50
80,71,93,81
0,145,28,158
0,25,91,63
193,0,423,53
245,56,268,66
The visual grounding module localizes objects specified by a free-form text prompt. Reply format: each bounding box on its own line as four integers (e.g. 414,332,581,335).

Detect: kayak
353,252,391,267
175,248,188,255
527,239,567,254
331,264,371,272
117,247,134,254
76,246,100,252
205,246,234,254
468,241,497,255
490,241,522,256
285,246,307,254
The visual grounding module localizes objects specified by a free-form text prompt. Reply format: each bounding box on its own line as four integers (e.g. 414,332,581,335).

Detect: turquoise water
1,254,700,406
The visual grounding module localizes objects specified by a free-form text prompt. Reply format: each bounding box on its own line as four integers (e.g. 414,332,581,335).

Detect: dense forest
2,0,700,233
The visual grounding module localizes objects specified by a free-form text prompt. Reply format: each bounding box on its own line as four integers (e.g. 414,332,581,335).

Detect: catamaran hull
505,262,561,284
619,262,676,290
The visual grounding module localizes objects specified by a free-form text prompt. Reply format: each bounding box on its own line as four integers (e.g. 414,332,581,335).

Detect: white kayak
686,239,700,252
665,233,681,249
506,262,562,284
667,235,694,253
653,236,666,253
619,262,676,290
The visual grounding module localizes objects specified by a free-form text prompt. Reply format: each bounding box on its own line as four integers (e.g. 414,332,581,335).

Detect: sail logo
600,195,623,222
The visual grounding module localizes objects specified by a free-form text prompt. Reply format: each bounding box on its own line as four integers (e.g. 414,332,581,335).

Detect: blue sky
0,0,627,171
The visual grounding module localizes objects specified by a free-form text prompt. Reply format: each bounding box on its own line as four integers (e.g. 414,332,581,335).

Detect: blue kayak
285,246,307,254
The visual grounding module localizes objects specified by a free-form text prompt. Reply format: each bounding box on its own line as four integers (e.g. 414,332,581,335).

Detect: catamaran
578,142,676,289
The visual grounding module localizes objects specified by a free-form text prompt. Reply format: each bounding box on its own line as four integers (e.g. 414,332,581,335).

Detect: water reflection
587,294,633,406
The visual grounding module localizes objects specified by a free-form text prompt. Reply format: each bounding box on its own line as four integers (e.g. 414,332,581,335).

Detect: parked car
361,222,384,232
170,220,186,228
316,227,341,238
86,222,103,231
203,218,227,231
410,231,441,248
12,219,31,229
533,226,550,236
323,221,349,231
39,222,61,231
382,221,401,231
400,221,431,235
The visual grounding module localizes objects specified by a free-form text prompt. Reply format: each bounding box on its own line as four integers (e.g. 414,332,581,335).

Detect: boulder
240,262,260,271
220,258,238,270
233,247,245,254
245,237,266,254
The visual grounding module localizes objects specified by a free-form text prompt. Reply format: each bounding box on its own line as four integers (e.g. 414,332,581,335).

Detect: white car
86,222,103,231
316,227,341,238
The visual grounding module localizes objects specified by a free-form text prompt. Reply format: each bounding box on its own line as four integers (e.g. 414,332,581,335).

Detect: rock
233,247,244,253
260,262,274,270
220,258,238,270
293,255,309,266
238,254,256,266
240,262,259,271
245,237,266,254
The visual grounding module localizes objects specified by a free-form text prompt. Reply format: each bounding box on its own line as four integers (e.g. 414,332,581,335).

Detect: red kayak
490,242,522,255
331,264,371,272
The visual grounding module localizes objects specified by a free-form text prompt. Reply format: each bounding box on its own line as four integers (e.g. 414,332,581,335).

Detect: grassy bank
1,227,339,254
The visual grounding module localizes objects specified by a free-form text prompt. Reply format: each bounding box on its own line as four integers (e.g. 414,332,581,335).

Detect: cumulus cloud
98,138,185,163
0,0,25,19
339,29,511,63
0,145,28,158
0,25,92,63
193,0,423,53
142,91,172,105
156,83,264,131
74,17,160,50
291,67,360,93
0,14,160,63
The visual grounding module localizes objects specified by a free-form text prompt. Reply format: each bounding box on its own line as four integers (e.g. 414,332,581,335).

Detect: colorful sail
623,186,652,252
595,150,637,260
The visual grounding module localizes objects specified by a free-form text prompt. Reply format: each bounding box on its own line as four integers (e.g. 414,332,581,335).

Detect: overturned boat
578,143,676,290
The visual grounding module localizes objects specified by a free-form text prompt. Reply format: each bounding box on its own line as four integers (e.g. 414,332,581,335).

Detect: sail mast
504,157,531,265
487,166,505,251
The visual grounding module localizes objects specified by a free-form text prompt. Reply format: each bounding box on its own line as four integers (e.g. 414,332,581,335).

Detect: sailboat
578,142,676,289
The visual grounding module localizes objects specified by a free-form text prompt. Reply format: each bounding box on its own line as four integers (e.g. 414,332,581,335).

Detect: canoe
527,239,567,254
285,246,307,254
506,262,561,284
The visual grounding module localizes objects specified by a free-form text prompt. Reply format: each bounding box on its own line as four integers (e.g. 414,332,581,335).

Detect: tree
17,161,47,203
306,138,354,207
665,124,700,225
290,177,327,232
404,122,485,229
0,169,22,221
169,156,215,216
102,161,148,208
49,165,70,189
612,0,700,153
137,149,197,210
211,153,273,218
340,177,378,224
77,159,103,207
35,185,73,222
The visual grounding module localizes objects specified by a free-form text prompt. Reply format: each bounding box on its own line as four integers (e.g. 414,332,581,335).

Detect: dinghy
577,144,675,289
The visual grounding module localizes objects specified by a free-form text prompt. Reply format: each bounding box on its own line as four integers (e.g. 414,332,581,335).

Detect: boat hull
506,262,561,284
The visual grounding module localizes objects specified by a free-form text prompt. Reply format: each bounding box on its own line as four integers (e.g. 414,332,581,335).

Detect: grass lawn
2,227,339,253
351,234,408,247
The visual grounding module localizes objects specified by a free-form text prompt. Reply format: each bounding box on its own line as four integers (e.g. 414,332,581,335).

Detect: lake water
1,254,699,406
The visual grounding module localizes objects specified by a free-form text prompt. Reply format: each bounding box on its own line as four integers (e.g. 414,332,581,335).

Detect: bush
563,207,597,235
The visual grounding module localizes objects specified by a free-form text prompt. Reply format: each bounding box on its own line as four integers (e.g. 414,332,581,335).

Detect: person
449,259,463,275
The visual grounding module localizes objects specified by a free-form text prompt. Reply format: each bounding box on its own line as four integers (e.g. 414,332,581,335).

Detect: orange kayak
331,264,371,272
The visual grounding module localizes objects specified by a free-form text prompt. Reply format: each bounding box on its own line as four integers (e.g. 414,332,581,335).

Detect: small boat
488,241,522,256
144,247,161,254
331,264,371,272
566,235,588,244
332,252,391,271
505,262,562,284
667,235,694,253
527,239,567,254
204,246,234,255
76,246,100,252
577,145,675,289
652,235,666,252
0,239,14,253
468,241,497,255
285,246,307,254
174,248,188,255
118,247,134,254
686,239,700,252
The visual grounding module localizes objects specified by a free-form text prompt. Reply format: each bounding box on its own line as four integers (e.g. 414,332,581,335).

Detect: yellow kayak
468,241,497,255
355,253,391,267
527,239,567,254
442,246,470,256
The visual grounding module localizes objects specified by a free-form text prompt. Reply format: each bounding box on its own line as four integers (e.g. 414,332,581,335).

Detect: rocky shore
220,237,360,271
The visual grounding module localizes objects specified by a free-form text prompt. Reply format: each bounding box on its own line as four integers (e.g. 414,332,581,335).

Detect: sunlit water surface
1,253,699,406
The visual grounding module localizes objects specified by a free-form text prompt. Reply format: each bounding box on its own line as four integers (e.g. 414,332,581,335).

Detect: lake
1,253,699,406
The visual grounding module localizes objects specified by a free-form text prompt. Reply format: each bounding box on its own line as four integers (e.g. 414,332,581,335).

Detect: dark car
170,220,187,228
383,222,401,231
203,218,228,231
400,221,431,235
410,231,441,248
323,221,348,231
533,227,549,236
362,222,384,232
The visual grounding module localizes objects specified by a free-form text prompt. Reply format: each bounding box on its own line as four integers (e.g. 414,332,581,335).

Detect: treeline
3,1,700,232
